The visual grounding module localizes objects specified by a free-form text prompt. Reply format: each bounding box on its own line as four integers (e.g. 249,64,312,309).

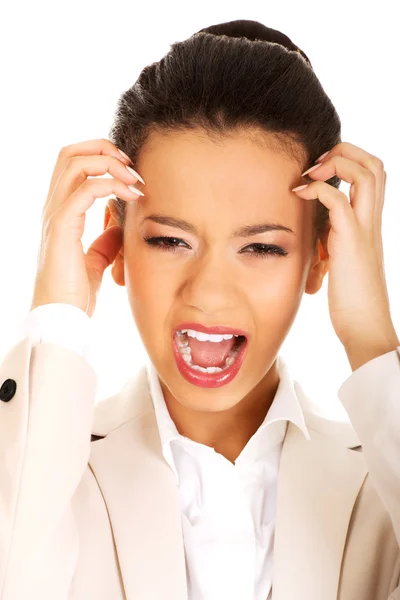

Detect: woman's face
106,129,328,412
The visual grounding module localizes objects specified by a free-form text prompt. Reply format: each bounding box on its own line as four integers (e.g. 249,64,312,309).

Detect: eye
143,237,288,258
143,236,190,252
239,243,288,258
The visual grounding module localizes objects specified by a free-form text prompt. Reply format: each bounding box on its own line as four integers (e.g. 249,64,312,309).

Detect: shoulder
91,365,154,439
295,379,362,449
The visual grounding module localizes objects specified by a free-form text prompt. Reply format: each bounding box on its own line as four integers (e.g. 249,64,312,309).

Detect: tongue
187,336,236,368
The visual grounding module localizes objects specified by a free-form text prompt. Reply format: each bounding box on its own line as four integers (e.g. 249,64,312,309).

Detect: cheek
246,255,305,300
124,245,180,338
249,259,306,341
126,249,180,302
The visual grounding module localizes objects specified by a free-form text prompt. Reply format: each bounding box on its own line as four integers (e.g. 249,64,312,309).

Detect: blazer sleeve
0,308,97,599
13,302,95,370
337,345,400,594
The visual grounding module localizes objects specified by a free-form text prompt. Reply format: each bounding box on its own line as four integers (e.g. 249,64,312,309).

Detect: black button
0,379,17,403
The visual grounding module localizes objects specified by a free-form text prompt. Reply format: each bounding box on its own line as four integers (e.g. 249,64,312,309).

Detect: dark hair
109,19,341,246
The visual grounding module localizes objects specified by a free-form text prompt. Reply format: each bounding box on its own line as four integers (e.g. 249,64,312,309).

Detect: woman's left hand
292,141,399,369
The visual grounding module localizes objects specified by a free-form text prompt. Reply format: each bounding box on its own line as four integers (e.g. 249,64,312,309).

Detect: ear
304,231,329,295
104,202,125,287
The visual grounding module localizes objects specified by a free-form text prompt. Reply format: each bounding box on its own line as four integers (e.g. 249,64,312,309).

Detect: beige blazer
1,334,400,600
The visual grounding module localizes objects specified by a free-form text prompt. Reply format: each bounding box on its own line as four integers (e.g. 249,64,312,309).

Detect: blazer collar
146,355,311,477
89,364,365,600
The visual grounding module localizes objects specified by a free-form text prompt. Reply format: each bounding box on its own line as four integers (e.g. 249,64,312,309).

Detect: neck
160,360,280,464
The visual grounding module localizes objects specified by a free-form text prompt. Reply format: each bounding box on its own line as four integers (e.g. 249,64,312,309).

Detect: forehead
134,128,310,232
138,127,304,181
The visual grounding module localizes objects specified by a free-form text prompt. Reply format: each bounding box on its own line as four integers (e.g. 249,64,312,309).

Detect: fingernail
292,184,309,192
118,149,132,163
126,165,146,185
128,185,145,197
301,163,323,177
315,151,329,162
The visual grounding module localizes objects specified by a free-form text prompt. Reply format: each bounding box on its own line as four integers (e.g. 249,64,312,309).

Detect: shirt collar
145,355,311,472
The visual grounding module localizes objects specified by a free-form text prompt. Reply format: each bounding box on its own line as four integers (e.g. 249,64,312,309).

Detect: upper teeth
177,329,240,342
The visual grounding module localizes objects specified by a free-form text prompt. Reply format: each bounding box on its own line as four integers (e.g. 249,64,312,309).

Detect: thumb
85,225,124,280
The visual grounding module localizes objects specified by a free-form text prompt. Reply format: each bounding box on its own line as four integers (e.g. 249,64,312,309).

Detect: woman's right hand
30,138,145,319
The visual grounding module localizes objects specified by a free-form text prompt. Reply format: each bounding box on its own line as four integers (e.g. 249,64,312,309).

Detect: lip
173,321,249,339
172,332,248,388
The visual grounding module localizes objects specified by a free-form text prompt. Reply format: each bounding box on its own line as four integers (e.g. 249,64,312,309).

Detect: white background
0,0,398,417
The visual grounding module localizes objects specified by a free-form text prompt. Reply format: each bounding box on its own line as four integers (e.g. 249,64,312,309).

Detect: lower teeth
176,334,242,373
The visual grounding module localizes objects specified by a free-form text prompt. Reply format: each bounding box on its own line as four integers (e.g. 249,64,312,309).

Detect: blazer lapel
272,395,368,600
89,368,188,600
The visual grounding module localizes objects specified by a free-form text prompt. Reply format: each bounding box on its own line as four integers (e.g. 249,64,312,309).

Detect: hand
30,138,145,318
292,141,399,361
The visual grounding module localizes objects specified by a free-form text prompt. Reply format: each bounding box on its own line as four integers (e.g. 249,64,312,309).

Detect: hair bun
195,19,312,68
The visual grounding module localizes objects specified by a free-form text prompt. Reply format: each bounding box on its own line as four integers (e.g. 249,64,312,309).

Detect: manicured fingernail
301,163,323,177
316,151,329,162
292,184,308,192
128,185,145,197
126,165,146,185
118,149,131,163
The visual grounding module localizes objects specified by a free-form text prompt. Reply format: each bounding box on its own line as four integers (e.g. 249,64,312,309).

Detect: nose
181,250,239,314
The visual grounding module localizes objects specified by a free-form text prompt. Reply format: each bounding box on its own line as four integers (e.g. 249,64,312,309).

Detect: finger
315,141,385,211
300,155,376,231
46,138,132,207
292,179,358,238
45,154,145,215
47,177,144,240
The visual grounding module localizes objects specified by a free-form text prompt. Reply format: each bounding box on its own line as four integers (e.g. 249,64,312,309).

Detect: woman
1,18,400,600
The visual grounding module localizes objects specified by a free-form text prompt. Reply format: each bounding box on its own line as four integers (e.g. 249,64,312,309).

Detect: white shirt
16,303,311,600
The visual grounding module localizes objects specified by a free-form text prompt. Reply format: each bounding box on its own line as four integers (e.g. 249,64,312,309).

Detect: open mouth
176,330,246,372
172,327,248,388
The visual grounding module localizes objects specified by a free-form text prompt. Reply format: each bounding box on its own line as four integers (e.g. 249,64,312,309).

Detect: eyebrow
140,214,296,237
